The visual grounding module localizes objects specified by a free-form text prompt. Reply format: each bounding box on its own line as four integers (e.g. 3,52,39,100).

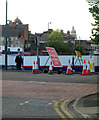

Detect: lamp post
48,22,51,31
36,36,40,69
5,0,10,70
5,0,8,70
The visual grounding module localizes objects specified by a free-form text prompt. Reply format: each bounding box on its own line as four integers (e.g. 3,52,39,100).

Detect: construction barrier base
81,73,92,75
32,71,36,74
83,73,92,75
35,72,40,74
48,71,53,74
86,71,91,75
32,70,40,74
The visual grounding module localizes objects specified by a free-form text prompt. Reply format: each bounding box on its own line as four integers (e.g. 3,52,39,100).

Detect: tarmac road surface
1,71,99,119
2,71,98,84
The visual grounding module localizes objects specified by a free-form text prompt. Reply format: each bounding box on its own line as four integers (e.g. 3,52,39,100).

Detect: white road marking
44,100,56,107
25,101,29,104
19,100,32,106
28,81,47,84
20,103,24,106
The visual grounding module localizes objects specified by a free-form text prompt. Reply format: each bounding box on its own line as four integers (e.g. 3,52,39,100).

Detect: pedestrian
15,52,23,70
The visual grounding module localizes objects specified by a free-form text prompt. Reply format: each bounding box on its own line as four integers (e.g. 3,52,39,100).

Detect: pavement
71,92,99,119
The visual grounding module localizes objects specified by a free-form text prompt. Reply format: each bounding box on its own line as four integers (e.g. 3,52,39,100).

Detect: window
1,37,4,41
11,37,14,41
11,44,14,47
15,37,18,41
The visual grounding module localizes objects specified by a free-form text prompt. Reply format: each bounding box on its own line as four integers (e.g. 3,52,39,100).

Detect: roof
14,17,22,24
40,32,50,41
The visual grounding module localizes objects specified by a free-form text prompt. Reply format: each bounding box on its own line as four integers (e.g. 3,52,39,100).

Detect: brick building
0,17,29,50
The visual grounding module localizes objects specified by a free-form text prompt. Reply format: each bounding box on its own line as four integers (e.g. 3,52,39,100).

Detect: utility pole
5,0,8,70
48,22,51,31
36,36,40,68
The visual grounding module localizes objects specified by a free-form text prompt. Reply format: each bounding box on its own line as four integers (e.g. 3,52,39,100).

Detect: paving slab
73,92,99,119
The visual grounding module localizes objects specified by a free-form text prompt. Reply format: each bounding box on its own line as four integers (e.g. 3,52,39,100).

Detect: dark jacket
15,55,23,65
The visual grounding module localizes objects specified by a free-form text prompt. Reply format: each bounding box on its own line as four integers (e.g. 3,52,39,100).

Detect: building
75,40,92,54
0,19,93,55
71,26,77,39
0,17,29,50
24,28,77,55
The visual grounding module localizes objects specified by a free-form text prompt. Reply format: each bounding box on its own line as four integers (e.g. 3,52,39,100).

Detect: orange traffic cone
66,59,72,75
82,59,87,75
32,61,36,73
86,60,91,75
35,61,39,73
48,61,53,74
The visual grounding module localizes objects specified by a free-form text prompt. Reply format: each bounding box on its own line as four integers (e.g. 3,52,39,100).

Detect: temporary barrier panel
0,55,99,72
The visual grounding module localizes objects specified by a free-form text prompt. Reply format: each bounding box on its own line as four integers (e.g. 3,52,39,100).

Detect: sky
0,0,95,40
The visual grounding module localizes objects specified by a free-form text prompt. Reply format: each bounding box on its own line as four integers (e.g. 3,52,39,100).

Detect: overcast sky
0,0,94,40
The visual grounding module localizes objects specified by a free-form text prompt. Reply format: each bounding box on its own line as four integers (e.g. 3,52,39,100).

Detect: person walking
15,53,23,70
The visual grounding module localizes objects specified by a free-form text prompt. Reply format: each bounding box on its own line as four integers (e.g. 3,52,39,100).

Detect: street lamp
5,0,8,70
35,36,40,70
48,22,51,31
5,0,11,70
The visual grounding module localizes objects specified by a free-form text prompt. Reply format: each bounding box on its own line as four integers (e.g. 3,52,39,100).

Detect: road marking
61,99,77,120
45,102,52,107
54,99,78,120
25,101,29,104
20,103,24,106
28,81,47,84
54,100,68,120
19,100,32,106
44,100,57,107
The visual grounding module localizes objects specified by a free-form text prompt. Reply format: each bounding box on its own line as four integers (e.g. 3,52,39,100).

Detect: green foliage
45,29,72,53
48,29,64,42
88,1,99,44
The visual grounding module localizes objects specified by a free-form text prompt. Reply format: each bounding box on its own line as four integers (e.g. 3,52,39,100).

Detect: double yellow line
54,99,77,120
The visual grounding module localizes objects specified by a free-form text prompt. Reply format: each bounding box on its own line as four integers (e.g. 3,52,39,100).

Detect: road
1,71,99,119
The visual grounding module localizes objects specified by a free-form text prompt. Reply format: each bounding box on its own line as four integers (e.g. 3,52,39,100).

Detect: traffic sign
46,47,62,67
36,36,40,47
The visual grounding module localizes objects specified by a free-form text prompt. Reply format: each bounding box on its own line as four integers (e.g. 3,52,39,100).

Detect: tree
45,29,71,53
88,1,99,44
